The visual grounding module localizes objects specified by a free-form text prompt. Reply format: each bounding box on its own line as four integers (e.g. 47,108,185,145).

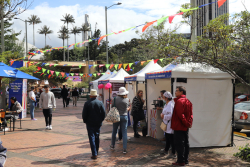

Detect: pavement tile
5,157,61,167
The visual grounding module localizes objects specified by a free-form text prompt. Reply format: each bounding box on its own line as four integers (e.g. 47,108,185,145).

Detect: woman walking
160,91,176,158
110,87,130,154
131,90,145,138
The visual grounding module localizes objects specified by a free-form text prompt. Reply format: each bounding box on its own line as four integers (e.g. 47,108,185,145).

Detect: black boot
134,133,140,138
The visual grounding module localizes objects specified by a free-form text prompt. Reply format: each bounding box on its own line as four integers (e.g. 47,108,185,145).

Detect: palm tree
70,26,81,47
27,15,42,46
61,13,75,61
37,25,53,47
58,25,69,61
79,23,91,47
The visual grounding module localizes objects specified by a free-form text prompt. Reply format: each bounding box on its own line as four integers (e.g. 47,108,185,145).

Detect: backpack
184,99,193,128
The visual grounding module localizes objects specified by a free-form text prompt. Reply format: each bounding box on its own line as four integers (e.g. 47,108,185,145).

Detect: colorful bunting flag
70,73,74,76
79,74,83,76
47,70,50,74
105,64,110,69
42,68,46,73
37,67,42,71
114,64,119,70
218,0,227,8
141,61,146,65
99,64,104,68
55,72,60,76
97,73,100,76
154,59,159,64
118,64,122,69
110,64,114,69
157,16,169,26
142,20,157,32
169,12,184,24
93,74,96,77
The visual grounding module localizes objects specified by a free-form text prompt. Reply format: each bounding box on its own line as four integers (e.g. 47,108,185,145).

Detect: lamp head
117,2,122,5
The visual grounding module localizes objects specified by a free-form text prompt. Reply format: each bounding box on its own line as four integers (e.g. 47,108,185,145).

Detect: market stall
145,62,234,147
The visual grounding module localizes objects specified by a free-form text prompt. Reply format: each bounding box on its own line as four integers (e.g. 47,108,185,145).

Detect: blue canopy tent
0,62,39,80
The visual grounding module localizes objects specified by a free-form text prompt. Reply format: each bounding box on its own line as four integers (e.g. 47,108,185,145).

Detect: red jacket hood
174,95,186,102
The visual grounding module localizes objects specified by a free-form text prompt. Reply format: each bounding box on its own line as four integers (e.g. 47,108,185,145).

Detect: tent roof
100,68,130,84
0,62,39,80
98,70,118,84
90,70,113,85
124,60,162,81
145,62,233,79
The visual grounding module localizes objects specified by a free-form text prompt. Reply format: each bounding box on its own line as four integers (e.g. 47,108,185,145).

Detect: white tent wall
173,78,233,147
146,78,171,139
138,83,146,100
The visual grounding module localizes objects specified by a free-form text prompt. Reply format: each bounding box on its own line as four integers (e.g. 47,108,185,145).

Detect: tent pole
171,78,175,95
145,79,148,134
231,79,235,147
109,88,111,111
136,81,138,92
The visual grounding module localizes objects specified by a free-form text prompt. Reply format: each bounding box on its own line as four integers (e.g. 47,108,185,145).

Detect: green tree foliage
37,25,53,47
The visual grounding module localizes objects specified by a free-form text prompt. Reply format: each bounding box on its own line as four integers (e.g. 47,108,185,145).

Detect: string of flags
13,0,227,58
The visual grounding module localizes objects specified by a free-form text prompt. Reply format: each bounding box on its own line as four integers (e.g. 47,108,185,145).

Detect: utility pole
191,0,197,51
1,4,4,53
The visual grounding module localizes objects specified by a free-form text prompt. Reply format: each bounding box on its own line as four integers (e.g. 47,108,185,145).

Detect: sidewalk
1,98,250,166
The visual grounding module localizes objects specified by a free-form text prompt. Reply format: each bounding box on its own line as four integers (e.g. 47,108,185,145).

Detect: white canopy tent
124,60,162,102
145,62,234,147
90,70,114,93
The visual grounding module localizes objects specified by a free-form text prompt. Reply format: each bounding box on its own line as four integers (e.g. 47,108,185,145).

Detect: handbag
160,120,170,132
136,109,145,121
105,98,120,123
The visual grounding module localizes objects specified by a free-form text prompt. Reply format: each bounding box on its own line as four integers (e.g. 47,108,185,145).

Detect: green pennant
160,58,164,62
54,64,58,67
67,64,72,66
42,68,46,73
114,64,118,70
157,16,169,26
55,72,60,76
70,73,74,76
105,64,110,69
79,65,82,69
93,74,96,77
37,62,41,64
101,73,105,75
47,70,50,74
93,65,97,68
129,63,133,67
79,73,83,76
45,63,49,66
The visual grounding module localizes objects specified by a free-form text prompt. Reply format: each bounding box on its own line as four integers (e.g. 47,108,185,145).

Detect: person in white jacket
160,91,176,159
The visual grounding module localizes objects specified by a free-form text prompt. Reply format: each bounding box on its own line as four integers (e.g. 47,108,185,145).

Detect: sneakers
166,153,176,159
2,127,9,131
110,145,114,150
49,125,52,130
172,162,185,166
31,118,37,121
46,126,49,130
123,149,127,154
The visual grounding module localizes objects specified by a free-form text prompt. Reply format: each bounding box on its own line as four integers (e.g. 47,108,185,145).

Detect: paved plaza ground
1,98,250,166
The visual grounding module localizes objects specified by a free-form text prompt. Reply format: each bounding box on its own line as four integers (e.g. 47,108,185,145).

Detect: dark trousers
174,130,189,163
66,98,70,106
63,97,67,107
43,109,52,126
133,118,139,135
165,133,175,154
87,125,101,156
118,128,122,140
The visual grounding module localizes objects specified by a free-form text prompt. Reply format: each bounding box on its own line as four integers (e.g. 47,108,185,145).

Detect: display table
149,108,164,139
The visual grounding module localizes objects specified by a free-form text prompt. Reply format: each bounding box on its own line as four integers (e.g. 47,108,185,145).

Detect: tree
70,26,81,45
37,25,53,48
27,14,42,46
79,23,90,44
60,13,75,61
58,25,69,61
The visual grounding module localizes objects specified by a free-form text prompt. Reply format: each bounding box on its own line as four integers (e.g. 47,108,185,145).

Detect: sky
10,0,249,49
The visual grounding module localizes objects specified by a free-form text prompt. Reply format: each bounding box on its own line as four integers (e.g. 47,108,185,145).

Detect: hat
44,85,49,88
89,89,98,96
117,87,129,95
163,91,172,99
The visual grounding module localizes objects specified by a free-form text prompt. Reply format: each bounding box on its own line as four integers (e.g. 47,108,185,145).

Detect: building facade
192,0,229,36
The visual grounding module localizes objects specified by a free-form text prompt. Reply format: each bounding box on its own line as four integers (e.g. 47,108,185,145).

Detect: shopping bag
105,97,120,123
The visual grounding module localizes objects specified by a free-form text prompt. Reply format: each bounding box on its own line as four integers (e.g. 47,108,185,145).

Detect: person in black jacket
82,89,105,160
61,85,68,108
72,88,79,107
0,138,7,167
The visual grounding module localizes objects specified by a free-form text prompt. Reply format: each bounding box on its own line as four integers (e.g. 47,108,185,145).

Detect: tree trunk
45,34,46,47
67,23,69,61
75,34,76,48
63,37,65,61
33,23,35,46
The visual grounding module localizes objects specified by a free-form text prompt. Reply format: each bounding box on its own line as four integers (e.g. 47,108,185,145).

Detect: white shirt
162,100,175,134
29,91,36,101
39,91,56,109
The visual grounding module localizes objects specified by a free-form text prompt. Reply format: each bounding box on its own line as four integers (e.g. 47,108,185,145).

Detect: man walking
82,89,105,159
29,87,37,120
171,86,193,166
61,85,68,108
72,88,79,107
39,85,56,130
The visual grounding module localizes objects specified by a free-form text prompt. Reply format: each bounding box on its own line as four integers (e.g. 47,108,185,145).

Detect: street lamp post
105,2,122,64
14,18,28,57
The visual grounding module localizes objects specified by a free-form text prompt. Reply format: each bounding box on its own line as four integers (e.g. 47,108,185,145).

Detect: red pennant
48,75,51,79
169,12,183,24
218,0,227,8
98,35,107,45
154,59,159,64
142,20,157,32
37,67,42,71
40,73,44,76
65,77,69,80
126,64,131,71
10,61,14,66
60,72,65,77
99,64,104,68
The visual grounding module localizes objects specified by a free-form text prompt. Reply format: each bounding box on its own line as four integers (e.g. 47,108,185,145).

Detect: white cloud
11,0,246,49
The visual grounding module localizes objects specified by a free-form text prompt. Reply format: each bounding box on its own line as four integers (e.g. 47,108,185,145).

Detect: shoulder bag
160,120,170,132
105,97,120,123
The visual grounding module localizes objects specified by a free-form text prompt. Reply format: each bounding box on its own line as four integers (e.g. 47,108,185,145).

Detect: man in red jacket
171,86,193,166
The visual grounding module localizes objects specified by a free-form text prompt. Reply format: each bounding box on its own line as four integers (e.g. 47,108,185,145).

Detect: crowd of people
82,86,193,166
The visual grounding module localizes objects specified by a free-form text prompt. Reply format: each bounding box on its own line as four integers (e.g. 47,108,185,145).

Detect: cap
163,91,172,99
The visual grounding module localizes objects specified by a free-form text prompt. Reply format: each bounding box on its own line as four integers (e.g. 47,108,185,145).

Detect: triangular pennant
47,70,50,74
123,64,128,69
105,64,110,69
55,72,60,76
169,12,184,24
101,73,105,75
93,65,98,68
154,59,159,64
99,64,104,68
118,64,122,69
48,75,51,79
126,64,131,71
160,58,164,62
79,65,82,69
75,73,79,76
37,67,42,71
89,65,93,69
54,64,58,67
218,0,227,8
42,68,46,73
109,64,114,69
157,16,169,26
93,74,96,77
142,20,157,32
45,63,49,66
70,73,74,76
134,61,139,65
129,63,133,67
98,35,107,45
97,73,100,76
141,61,146,65
147,60,152,62
51,71,54,75
89,74,92,77
49,64,54,67
40,73,44,76
60,72,65,77
114,64,119,70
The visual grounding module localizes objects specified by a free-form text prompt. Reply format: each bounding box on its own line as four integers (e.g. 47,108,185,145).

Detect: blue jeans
87,125,101,156
112,115,128,149
29,99,35,119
